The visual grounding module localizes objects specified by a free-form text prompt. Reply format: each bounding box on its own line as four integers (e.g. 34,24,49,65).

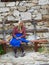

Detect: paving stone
0,52,49,65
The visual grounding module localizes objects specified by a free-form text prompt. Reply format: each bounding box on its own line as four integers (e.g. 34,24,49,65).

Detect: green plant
0,45,5,55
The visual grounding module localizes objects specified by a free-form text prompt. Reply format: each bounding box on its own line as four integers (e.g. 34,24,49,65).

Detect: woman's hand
16,37,21,39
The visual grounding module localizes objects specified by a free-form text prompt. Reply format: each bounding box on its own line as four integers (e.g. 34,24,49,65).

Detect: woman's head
18,20,24,27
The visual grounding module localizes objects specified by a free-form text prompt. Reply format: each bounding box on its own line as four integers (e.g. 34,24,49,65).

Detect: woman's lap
10,33,29,47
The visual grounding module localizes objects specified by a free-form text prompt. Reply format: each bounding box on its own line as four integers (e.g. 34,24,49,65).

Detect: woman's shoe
21,52,25,57
15,53,18,58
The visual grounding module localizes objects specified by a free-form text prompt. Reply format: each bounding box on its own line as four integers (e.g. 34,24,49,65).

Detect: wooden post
34,42,38,52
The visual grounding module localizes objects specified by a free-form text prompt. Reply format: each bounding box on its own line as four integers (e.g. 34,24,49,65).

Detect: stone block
42,15,49,19
20,12,31,20
13,10,19,16
31,15,36,19
34,13,42,20
16,1,19,6
24,2,36,7
7,15,15,21
33,10,39,14
18,6,26,12
0,12,9,16
0,34,3,38
10,6,18,11
28,8,34,13
0,16,4,21
48,0,49,4
33,6,40,10
7,15,19,21
0,2,5,7
0,8,9,13
38,0,48,5
32,0,38,4
41,5,49,9
19,1,26,6
40,9,48,15
5,63,13,65
6,2,15,7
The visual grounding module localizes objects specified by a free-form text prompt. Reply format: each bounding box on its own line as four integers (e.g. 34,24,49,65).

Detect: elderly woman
10,21,29,57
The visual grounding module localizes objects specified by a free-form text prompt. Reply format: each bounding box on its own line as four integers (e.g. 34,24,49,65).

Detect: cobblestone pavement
0,52,49,65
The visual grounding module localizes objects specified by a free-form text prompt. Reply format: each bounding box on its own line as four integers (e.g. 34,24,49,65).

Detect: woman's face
19,22,23,27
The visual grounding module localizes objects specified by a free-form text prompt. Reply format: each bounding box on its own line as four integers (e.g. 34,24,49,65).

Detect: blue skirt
10,33,29,47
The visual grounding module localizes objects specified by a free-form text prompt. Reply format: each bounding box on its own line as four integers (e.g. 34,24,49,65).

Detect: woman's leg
20,44,24,53
20,44,25,57
13,47,18,57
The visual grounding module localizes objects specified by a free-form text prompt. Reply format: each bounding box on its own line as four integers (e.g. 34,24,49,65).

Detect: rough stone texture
0,12,9,16
0,2,5,7
6,2,15,7
0,52,49,65
24,2,36,7
20,12,31,20
18,6,26,12
13,10,19,16
0,1,49,20
40,9,48,15
0,7,9,13
32,0,38,4
42,15,49,19
41,5,49,9
0,16,4,21
38,0,48,5
7,15,18,21
0,1,49,40
34,13,42,20
15,1,19,6
5,63,13,65
0,2,49,65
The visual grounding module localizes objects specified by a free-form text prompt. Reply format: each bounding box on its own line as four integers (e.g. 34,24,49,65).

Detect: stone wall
0,0,49,21
0,0,49,40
